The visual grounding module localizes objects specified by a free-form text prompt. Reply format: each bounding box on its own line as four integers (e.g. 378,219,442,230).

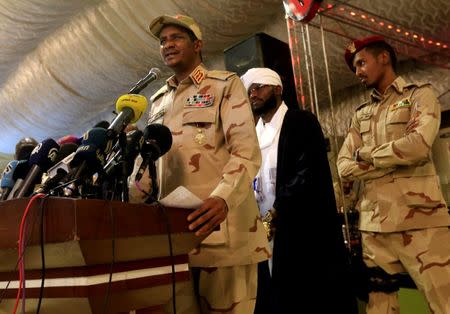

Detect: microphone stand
145,160,159,204
117,131,129,203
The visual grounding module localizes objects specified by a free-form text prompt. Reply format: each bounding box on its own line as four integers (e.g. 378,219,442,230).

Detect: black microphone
38,143,79,194
7,160,30,200
14,137,38,160
14,139,60,198
128,68,162,94
135,123,172,182
104,129,144,177
69,127,113,180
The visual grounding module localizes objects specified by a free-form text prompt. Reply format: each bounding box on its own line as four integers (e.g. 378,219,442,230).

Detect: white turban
240,67,283,92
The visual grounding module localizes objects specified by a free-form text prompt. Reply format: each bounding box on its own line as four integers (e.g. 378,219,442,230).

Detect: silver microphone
129,68,162,94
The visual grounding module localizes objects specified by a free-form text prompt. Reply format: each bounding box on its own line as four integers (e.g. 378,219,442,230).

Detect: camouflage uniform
130,64,270,313
337,76,450,314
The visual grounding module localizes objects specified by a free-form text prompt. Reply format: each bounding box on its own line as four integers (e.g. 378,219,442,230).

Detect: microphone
104,129,144,177
93,120,110,129
129,68,162,94
14,137,38,160
39,143,79,194
0,160,20,200
7,160,30,200
108,94,148,137
69,127,113,180
135,123,172,182
57,134,80,145
14,139,60,198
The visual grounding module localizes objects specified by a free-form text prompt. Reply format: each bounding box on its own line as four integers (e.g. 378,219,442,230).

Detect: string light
320,2,448,51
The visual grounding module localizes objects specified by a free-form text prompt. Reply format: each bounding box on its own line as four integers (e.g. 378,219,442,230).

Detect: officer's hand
187,196,228,236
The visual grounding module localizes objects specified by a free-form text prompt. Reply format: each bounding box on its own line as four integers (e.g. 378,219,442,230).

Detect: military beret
344,35,388,72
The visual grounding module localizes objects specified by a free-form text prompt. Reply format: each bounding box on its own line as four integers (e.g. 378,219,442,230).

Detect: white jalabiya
254,102,288,217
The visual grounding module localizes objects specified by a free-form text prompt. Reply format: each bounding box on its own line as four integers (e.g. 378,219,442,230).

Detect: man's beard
252,93,278,116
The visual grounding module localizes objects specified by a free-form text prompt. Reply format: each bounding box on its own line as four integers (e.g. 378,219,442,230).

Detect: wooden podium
0,197,202,314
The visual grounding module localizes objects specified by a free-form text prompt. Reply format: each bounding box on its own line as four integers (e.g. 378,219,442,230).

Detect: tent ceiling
0,0,448,154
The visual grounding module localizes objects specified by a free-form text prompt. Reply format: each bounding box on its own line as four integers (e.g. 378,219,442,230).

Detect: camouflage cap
149,14,202,40
344,35,388,72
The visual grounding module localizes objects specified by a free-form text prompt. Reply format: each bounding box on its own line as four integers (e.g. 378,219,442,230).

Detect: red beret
344,35,387,72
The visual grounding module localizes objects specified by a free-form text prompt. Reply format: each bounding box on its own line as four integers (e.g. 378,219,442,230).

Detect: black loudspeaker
224,32,298,109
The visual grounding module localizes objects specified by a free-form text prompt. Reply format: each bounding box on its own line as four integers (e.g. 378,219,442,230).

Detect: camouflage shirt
337,76,450,232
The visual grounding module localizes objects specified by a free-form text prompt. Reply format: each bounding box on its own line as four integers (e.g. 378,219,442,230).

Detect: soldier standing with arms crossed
337,35,450,314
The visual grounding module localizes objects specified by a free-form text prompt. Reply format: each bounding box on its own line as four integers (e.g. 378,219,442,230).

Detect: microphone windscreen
1,160,19,189
55,143,79,163
57,135,80,145
143,123,173,158
94,120,110,129
12,160,30,181
28,139,60,171
126,129,144,159
115,94,148,124
70,128,112,170
15,137,38,160
80,127,112,153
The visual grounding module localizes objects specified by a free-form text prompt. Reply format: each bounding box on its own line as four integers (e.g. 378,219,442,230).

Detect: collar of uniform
370,76,406,102
165,76,178,90
370,89,383,102
390,76,407,94
164,64,208,89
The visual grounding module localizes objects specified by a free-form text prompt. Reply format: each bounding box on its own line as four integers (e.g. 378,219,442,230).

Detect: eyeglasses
248,84,269,95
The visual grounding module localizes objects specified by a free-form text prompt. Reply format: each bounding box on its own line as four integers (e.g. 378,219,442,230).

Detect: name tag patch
391,98,412,111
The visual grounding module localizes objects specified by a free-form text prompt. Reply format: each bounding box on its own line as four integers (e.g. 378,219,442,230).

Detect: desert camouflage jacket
337,76,450,232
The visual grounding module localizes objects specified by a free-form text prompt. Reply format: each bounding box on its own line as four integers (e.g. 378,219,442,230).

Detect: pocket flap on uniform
387,107,410,124
182,108,216,125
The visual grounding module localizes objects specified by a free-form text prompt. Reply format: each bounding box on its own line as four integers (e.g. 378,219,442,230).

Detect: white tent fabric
0,0,283,154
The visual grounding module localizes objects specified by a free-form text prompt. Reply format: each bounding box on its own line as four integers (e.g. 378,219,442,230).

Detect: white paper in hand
159,186,203,209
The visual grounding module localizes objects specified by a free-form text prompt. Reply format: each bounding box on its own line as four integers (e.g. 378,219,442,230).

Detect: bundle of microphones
0,67,172,202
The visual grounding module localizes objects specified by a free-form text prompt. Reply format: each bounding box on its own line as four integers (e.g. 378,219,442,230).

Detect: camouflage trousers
361,227,450,314
163,264,258,314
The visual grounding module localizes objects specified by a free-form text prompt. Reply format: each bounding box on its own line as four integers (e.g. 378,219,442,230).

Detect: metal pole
319,14,351,250
300,23,315,113
305,24,320,120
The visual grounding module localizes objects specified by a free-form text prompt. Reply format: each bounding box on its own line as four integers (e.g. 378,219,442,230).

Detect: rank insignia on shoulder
391,98,412,111
186,94,215,108
148,109,165,124
191,68,206,85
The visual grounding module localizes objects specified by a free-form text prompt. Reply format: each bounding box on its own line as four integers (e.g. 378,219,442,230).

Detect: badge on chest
194,127,207,145
185,94,215,108
390,98,412,111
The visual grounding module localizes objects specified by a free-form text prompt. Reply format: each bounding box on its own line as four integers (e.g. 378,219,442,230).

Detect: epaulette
206,70,236,81
355,100,370,111
403,81,431,89
150,85,168,103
